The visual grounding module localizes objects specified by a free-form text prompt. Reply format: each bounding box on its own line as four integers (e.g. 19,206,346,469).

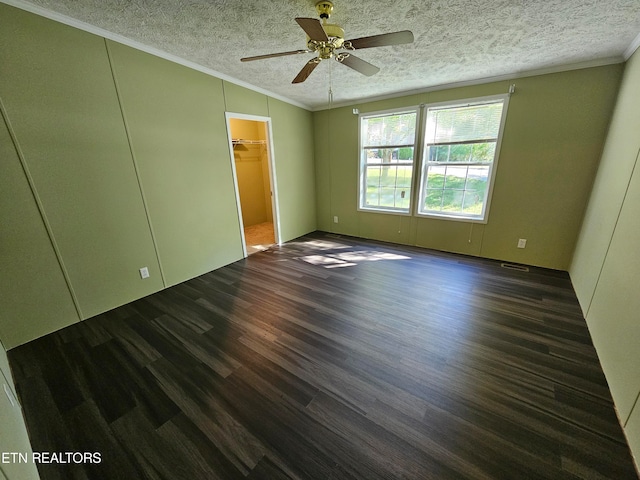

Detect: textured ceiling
7,0,640,109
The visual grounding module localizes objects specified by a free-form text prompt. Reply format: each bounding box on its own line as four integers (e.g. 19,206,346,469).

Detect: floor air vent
501,262,529,272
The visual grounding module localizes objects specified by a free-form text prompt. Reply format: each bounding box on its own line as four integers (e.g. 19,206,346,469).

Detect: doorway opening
226,113,280,256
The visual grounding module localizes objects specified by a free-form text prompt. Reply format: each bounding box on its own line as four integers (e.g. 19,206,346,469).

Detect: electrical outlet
139,267,150,279
333,216,339,224
517,238,527,249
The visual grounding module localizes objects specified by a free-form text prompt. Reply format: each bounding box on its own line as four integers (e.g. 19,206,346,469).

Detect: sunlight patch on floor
300,250,411,268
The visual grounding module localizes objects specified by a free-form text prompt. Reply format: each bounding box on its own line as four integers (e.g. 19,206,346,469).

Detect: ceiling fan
240,1,414,84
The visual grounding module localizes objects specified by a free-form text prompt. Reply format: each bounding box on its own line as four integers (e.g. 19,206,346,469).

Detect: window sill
358,206,412,216
416,211,487,224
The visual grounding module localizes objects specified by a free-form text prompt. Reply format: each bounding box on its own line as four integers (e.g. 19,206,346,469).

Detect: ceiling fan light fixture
240,0,413,84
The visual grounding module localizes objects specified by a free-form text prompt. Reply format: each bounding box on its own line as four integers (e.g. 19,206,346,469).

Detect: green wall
0,103,80,347
570,48,640,463
106,41,243,287
0,3,316,349
314,66,623,269
0,5,164,321
0,341,40,479
268,98,317,241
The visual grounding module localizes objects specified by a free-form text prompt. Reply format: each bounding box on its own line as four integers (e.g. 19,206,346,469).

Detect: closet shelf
232,139,266,146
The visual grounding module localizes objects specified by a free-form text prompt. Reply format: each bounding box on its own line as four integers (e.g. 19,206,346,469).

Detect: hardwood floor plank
307,391,462,480
110,407,215,480
15,376,90,480
61,400,144,480
8,232,637,479
146,358,267,475
167,412,248,480
152,314,242,378
61,338,137,425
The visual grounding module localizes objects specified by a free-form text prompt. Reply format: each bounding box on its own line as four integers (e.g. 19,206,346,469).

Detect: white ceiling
6,0,640,110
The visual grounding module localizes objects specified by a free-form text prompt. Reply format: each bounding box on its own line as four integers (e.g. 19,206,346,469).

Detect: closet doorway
226,113,280,256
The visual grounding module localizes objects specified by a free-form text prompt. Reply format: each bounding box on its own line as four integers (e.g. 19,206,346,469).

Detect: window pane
444,166,468,189
379,187,397,208
365,190,380,206
424,189,443,210
429,145,449,162
462,166,489,214
425,102,503,144
442,189,464,212
471,142,496,162
422,164,491,216
462,191,483,214
366,166,381,187
362,112,417,147
379,166,397,186
425,165,446,188
363,164,413,211
396,165,412,187
427,142,497,164
365,147,413,164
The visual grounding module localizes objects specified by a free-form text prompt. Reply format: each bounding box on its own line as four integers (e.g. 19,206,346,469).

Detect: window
418,96,508,222
357,96,508,221
358,109,419,214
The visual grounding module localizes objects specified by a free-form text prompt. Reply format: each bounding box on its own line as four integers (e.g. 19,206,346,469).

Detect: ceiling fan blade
338,54,380,76
292,59,320,84
241,49,311,62
347,30,414,50
295,17,329,42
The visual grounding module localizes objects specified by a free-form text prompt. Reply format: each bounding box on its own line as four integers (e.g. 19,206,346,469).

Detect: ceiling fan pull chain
328,59,334,107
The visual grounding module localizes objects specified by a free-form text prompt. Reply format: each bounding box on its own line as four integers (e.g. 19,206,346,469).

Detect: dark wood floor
9,232,638,480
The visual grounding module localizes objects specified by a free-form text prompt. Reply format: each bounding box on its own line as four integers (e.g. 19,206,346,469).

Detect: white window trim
415,94,510,224
357,106,420,215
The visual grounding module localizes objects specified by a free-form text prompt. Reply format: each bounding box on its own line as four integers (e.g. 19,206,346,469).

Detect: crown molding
3,0,638,113
624,31,640,60
312,56,625,111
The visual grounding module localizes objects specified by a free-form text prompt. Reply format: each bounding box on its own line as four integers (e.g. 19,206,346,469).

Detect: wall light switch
517,239,527,249
139,267,150,279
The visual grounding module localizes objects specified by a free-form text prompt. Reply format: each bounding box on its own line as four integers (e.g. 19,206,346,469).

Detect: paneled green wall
570,48,640,463
314,66,623,269
223,81,270,117
0,338,40,480
0,107,79,347
268,98,317,242
0,5,164,321
0,342,39,480
0,3,316,349
107,41,243,287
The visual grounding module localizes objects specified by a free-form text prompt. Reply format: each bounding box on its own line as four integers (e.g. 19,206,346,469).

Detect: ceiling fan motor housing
240,0,413,84
315,1,334,19
306,1,344,57
322,23,344,42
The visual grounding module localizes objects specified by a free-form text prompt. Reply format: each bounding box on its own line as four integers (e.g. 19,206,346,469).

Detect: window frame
415,94,510,223
357,106,420,215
